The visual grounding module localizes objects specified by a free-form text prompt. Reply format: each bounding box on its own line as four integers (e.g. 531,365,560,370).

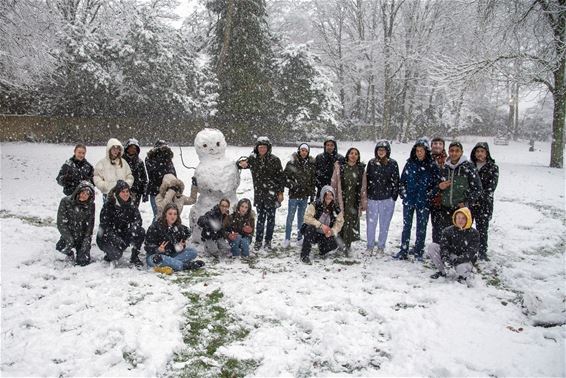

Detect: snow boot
393,251,408,260
301,255,312,265
154,266,173,275
184,260,205,271
130,248,144,267
253,241,262,251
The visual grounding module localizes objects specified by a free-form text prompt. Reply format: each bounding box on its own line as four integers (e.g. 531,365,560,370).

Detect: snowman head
194,128,227,160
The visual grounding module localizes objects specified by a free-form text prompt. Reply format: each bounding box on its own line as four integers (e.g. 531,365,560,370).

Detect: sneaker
282,239,291,248
154,266,173,275
430,271,446,279
184,260,205,270
301,255,312,265
376,247,385,255
254,242,262,251
366,247,374,255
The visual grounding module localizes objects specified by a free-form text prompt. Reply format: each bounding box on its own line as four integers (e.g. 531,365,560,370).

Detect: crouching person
198,198,231,258
426,207,479,283
96,180,145,266
225,198,255,258
300,185,344,264
145,203,204,272
56,181,95,266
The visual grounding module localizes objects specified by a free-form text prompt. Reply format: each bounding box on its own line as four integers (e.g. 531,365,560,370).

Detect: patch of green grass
333,259,361,266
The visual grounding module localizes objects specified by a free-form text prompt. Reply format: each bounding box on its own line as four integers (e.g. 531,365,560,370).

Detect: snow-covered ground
1,139,564,377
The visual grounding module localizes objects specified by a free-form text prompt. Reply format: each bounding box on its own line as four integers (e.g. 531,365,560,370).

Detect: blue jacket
399,144,440,208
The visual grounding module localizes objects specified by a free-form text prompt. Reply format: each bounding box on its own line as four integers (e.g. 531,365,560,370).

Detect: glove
191,176,197,187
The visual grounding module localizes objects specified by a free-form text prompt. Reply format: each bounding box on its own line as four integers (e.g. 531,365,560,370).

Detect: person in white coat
93,138,134,200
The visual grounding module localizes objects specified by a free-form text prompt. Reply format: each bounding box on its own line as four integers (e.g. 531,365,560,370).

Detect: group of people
55,135,499,282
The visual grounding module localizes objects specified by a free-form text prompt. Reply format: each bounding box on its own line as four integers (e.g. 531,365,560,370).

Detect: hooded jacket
93,138,134,194
224,198,255,237
440,207,480,265
303,185,344,236
56,155,94,196
399,140,441,208
331,148,366,213
97,180,143,244
361,141,400,207
440,154,482,209
315,137,345,192
145,144,176,196
155,174,197,217
145,220,191,257
56,181,95,255
123,138,148,196
470,142,499,218
197,204,228,241
284,144,316,199
241,137,284,207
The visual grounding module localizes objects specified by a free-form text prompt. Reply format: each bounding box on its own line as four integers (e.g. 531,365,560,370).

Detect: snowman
189,128,240,242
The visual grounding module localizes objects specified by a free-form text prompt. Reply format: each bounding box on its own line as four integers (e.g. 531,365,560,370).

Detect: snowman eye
203,144,207,148
216,142,220,147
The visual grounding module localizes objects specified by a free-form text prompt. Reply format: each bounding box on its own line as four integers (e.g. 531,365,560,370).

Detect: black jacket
440,225,480,265
242,139,284,207
365,157,399,201
97,187,144,247
123,139,148,196
284,150,316,199
57,181,95,254
315,138,344,192
145,145,176,196
470,142,499,219
145,221,191,257
56,157,94,196
198,205,227,241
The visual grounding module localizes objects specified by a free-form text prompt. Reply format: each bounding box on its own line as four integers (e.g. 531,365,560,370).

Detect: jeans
204,239,230,258
426,243,473,278
400,204,430,256
255,204,276,244
366,198,395,249
146,248,198,271
285,198,308,240
230,234,251,257
149,195,159,221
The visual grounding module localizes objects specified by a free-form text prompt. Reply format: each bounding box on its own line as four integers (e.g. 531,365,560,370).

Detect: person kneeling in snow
96,180,145,266
145,203,204,272
300,185,344,264
198,198,231,258
426,207,480,282
224,198,255,258
56,181,95,266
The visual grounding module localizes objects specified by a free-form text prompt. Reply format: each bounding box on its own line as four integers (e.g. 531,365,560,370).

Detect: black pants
300,224,338,258
471,207,491,257
97,226,145,261
56,236,91,265
431,206,452,243
255,204,276,244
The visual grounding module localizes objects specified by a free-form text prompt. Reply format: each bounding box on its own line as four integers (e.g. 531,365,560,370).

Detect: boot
130,247,144,267
430,271,446,279
183,260,205,270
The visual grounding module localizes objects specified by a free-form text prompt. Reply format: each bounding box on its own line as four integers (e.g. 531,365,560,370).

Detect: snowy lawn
1,139,564,377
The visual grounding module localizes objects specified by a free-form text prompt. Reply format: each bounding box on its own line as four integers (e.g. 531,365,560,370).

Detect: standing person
56,181,95,266
470,142,499,261
145,203,204,272
96,180,145,266
93,138,134,200
56,144,94,196
426,207,479,283
225,198,255,259
395,139,440,260
331,147,365,255
430,137,448,244
283,143,316,248
437,141,483,236
198,198,231,258
123,138,148,208
145,140,176,220
155,173,197,218
300,185,344,264
315,137,345,197
237,137,284,251
361,140,399,255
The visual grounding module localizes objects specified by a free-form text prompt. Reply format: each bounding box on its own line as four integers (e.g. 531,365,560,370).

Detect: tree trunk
216,0,235,75
550,63,565,168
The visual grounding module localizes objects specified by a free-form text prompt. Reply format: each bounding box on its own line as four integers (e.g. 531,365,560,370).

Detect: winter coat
56,156,94,196
399,142,441,209
93,138,134,194
145,145,176,196
97,185,144,247
144,221,191,257
224,200,255,237
440,155,482,209
440,207,480,265
284,148,316,200
470,142,499,220
56,181,95,254
331,159,366,214
303,186,344,236
123,138,148,197
241,138,284,207
198,205,227,241
155,174,197,218
315,137,345,192
361,142,399,208
431,149,447,208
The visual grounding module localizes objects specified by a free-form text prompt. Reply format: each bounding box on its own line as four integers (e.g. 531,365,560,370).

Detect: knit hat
298,143,309,152
114,180,130,193
154,139,167,148
449,141,463,150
